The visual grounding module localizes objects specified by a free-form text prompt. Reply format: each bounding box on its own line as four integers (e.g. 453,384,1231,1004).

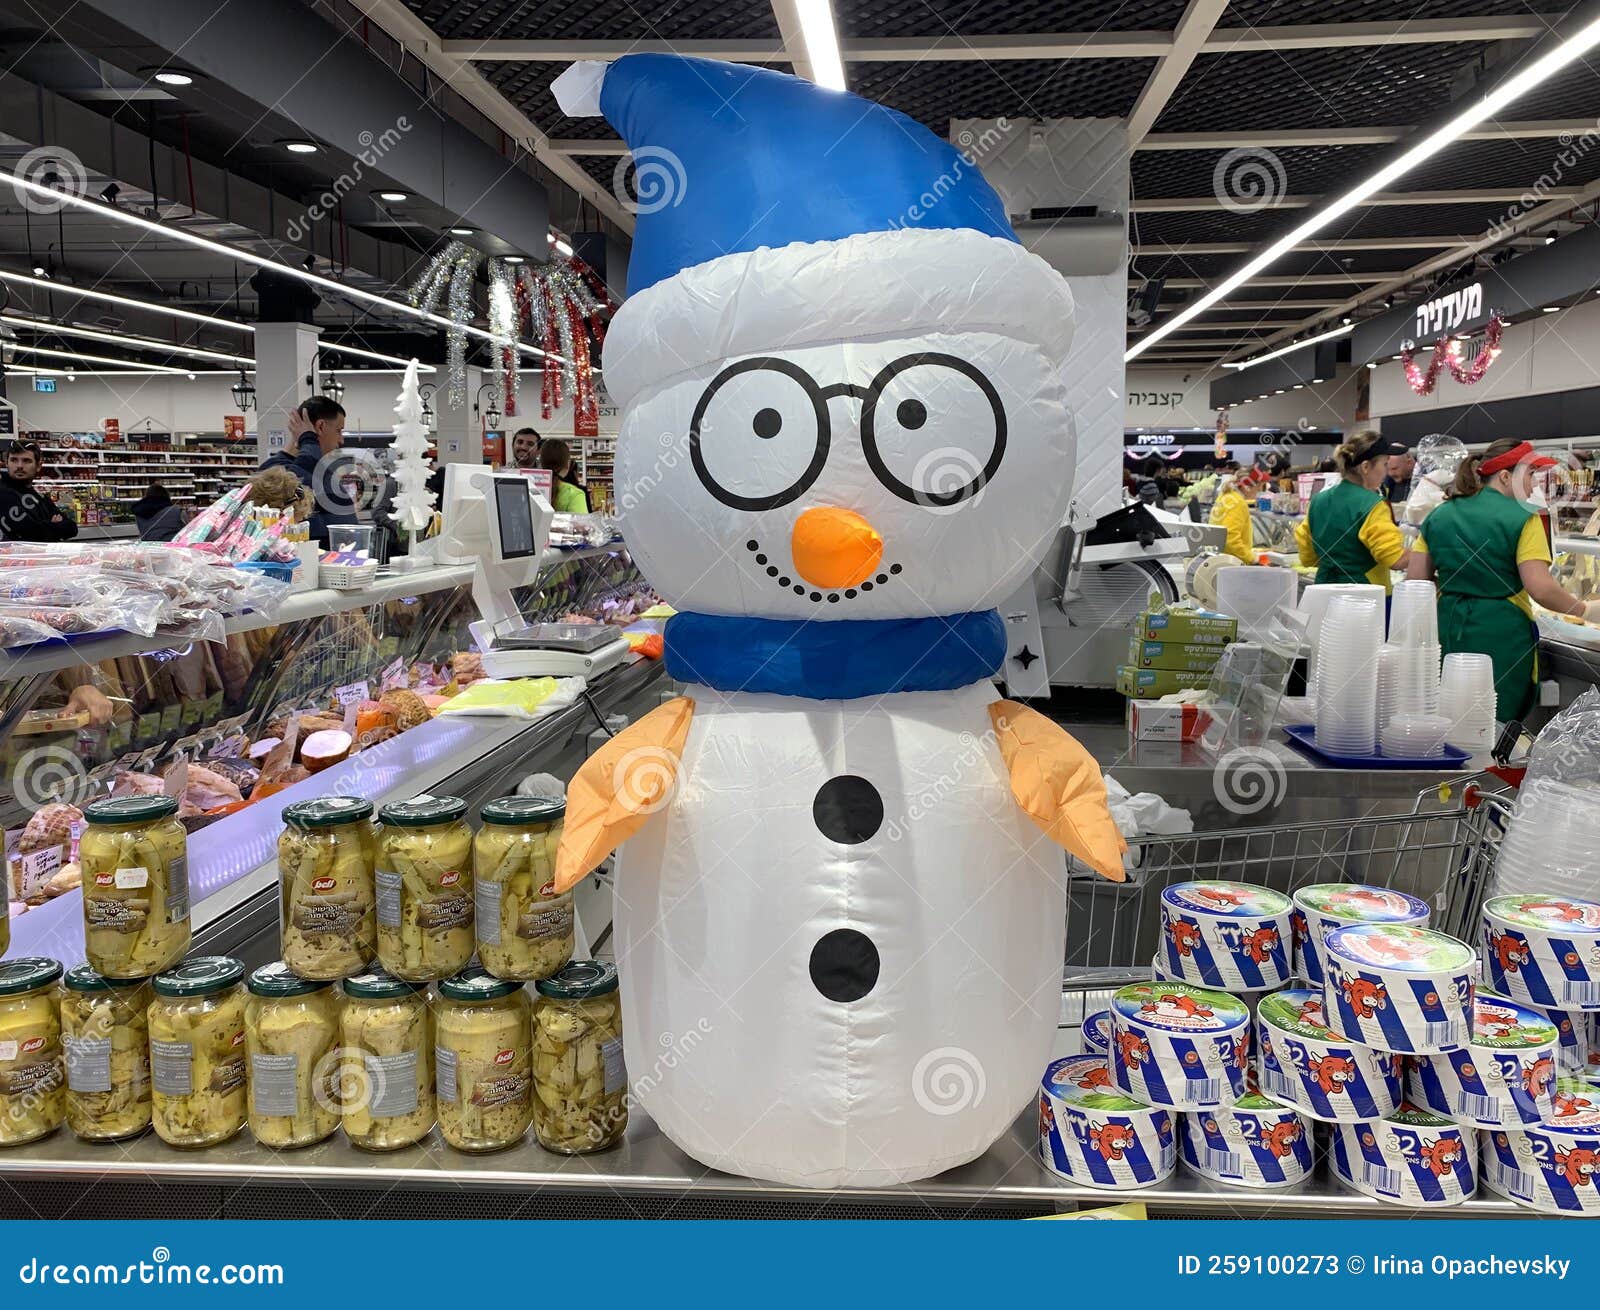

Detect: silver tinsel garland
409,240,482,406
486,258,519,418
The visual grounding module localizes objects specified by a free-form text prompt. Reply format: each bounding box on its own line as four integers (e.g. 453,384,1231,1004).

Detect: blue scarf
662,609,1005,699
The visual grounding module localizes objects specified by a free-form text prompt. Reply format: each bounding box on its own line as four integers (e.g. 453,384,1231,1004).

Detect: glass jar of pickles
59,964,151,1142
376,796,474,981
244,963,340,1149
474,796,573,981
279,797,377,981
433,967,531,1153
0,957,65,1146
532,961,626,1154
339,969,433,1151
148,956,248,1149
81,796,190,979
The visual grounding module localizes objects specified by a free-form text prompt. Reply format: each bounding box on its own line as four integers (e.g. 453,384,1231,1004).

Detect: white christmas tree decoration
389,359,437,532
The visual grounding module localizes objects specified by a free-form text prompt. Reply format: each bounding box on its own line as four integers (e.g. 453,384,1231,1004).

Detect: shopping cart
1060,781,1516,1025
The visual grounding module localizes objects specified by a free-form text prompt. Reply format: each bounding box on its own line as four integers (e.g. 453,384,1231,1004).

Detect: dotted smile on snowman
743,537,903,604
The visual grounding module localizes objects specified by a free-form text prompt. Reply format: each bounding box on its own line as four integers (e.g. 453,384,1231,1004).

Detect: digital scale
439,466,634,681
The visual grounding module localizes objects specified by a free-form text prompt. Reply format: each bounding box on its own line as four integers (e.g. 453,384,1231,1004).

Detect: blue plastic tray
1282,724,1472,770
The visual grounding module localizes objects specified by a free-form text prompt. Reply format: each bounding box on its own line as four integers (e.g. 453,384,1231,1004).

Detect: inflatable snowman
551,55,1126,1188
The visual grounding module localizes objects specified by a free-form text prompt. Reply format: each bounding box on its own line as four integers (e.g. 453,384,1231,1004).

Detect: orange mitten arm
989,699,1126,882
552,697,695,893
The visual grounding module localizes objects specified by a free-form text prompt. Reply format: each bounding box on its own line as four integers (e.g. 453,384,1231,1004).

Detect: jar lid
152,955,245,998
535,960,618,1000
480,795,566,825
63,963,149,993
379,795,468,827
84,795,178,824
0,956,63,997
436,964,525,1001
247,961,332,998
341,967,429,1000
282,796,374,829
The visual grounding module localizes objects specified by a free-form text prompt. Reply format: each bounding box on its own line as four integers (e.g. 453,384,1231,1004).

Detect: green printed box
1116,664,1216,697
1137,609,1238,646
1128,638,1228,673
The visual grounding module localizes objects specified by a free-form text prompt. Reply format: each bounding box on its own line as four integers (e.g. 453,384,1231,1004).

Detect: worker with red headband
1408,437,1597,721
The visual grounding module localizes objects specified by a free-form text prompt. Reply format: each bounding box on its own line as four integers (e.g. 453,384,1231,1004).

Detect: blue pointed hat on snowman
554,56,1073,406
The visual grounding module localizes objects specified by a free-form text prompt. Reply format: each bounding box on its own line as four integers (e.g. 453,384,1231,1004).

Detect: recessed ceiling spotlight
1545,230,1558,244
152,69,195,87
449,226,475,237
1367,362,1379,369
503,255,525,264
376,191,408,202
1543,304,1562,312
281,140,318,155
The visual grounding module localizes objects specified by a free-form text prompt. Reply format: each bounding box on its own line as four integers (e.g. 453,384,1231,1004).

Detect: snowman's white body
615,681,1065,1188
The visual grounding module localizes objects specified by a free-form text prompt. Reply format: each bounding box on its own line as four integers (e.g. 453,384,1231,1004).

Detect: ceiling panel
834,0,1188,37
401,0,778,42
849,58,1154,135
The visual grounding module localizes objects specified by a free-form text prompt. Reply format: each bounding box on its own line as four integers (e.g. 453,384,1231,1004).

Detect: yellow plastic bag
435,677,559,719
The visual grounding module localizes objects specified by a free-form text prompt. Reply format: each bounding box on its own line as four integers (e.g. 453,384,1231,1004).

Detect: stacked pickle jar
80,796,190,979
59,964,152,1142
244,962,340,1149
0,957,65,1146
433,966,531,1152
278,797,377,980
474,796,574,981
339,969,434,1151
148,957,248,1149
376,796,474,982
532,961,627,1154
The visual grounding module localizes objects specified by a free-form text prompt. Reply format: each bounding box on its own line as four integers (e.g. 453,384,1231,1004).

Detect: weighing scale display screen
494,477,538,559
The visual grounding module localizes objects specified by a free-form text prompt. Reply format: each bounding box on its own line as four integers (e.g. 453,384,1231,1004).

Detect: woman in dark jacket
131,483,184,542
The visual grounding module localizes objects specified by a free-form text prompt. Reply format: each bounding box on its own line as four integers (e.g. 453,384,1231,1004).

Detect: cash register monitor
491,474,538,560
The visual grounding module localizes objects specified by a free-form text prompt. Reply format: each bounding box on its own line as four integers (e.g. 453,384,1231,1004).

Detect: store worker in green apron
1295,430,1410,589
1408,438,1599,721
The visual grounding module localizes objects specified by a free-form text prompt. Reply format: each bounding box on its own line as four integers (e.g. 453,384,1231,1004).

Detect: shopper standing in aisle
0,439,77,541
131,482,184,542
1408,438,1597,721
510,427,541,470
1209,465,1257,564
1295,430,1409,589
537,438,590,513
256,396,358,545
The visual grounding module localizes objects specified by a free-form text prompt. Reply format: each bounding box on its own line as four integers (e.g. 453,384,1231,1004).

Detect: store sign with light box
31,377,56,394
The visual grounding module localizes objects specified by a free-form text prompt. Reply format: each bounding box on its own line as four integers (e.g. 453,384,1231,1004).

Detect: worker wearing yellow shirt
1408,438,1599,721
1208,468,1257,564
1295,431,1409,589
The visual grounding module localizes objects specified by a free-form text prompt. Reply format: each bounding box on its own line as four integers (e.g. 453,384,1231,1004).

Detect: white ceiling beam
447,17,1560,63
770,0,817,83
1127,0,1229,145
1139,120,1599,150
1199,299,1344,309
1227,174,1600,362
347,0,634,233
1133,187,1580,211
1137,237,1462,254
548,138,630,155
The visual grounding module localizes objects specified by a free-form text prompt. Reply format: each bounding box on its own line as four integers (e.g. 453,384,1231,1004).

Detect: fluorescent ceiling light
281,140,319,155
449,226,475,237
503,255,525,264
321,342,435,372
1126,11,1600,362
794,0,847,91
153,70,194,87
1224,323,1352,371
548,234,574,257
8,343,189,374
377,191,408,202
0,268,252,334
0,168,550,359
1542,305,1562,312
0,314,250,365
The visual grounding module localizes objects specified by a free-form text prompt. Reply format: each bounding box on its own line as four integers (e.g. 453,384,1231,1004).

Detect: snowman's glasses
688,351,1008,513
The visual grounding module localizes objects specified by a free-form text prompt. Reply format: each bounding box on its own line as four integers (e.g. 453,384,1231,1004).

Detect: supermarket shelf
0,1107,1530,1219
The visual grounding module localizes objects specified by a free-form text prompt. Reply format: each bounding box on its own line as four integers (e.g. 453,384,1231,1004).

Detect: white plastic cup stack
1440,652,1496,753
1315,593,1384,755
1379,712,1451,760
1300,583,1386,705
1385,580,1442,718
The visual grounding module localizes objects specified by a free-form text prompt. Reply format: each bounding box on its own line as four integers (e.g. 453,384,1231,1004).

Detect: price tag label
17,845,62,900
334,680,370,708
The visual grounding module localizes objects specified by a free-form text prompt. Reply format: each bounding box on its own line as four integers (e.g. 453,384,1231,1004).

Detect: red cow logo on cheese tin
1419,1137,1463,1178
1090,1122,1137,1162
1167,920,1203,957
1556,1146,1600,1187
1238,926,1281,964
1489,930,1532,973
1342,977,1388,1018
1116,1032,1151,1067
1261,1120,1302,1158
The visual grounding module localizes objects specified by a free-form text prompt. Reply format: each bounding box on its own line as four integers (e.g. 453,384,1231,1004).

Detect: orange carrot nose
790,506,882,590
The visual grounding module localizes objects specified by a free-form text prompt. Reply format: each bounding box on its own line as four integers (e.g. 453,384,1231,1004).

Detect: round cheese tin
1323,923,1475,1054
1408,993,1559,1128
1256,987,1402,1123
1178,1093,1313,1189
1159,881,1294,992
1081,1010,1113,1057
1329,1105,1477,1207
1482,895,1600,1013
1480,1085,1600,1215
1038,1055,1176,1190
1520,1001,1589,1074
1110,981,1250,1110
1292,884,1430,986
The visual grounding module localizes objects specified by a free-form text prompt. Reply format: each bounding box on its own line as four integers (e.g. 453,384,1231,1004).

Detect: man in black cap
0,440,77,541
1382,440,1415,508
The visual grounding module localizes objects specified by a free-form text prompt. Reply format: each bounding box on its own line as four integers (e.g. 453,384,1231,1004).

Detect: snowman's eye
861,353,1006,507
690,357,829,511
